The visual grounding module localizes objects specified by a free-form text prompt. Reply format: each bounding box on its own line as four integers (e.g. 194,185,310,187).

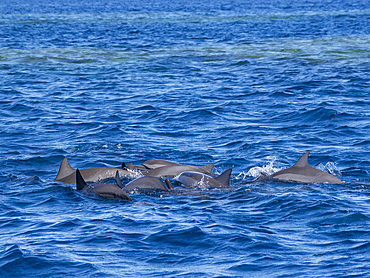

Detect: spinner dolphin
270,152,343,184
76,169,132,201
122,176,170,192
177,169,232,188
123,159,215,178
56,157,137,184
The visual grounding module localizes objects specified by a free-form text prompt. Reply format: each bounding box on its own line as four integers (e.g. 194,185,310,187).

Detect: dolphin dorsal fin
215,169,232,186
200,164,215,173
165,179,174,190
76,169,87,191
293,152,310,167
55,157,75,181
114,170,124,189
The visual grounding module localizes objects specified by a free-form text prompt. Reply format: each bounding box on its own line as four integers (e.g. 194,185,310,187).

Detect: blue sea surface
0,0,369,277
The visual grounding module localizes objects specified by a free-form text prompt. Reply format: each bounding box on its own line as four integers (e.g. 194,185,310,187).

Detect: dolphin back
92,184,133,201
271,152,343,184
124,176,169,192
142,159,181,169
177,169,232,188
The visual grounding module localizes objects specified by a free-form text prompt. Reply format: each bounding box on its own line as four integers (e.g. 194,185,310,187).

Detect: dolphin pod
270,152,343,184
55,157,138,184
56,152,344,201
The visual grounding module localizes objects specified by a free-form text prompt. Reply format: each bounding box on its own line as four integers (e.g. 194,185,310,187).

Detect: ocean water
0,0,369,277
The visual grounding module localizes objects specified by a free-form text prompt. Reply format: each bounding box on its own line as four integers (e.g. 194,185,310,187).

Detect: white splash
244,156,282,178
317,162,342,176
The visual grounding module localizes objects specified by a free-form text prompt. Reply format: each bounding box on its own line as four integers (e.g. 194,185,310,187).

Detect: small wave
0,244,96,277
146,226,212,248
130,105,159,112
309,211,369,227
352,242,370,251
0,244,24,269
271,107,340,125
228,262,263,272
179,108,219,122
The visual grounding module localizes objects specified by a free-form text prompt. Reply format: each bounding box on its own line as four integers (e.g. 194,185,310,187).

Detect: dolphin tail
215,169,232,186
55,157,75,181
293,152,310,167
200,164,215,173
114,170,124,189
76,169,87,191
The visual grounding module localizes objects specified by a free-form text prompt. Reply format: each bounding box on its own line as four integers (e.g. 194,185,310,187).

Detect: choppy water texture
1,0,370,277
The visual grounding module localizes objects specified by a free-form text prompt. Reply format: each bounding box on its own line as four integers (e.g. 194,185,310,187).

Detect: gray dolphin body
122,176,170,192
177,169,232,188
124,159,215,178
270,152,343,184
142,159,181,169
144,164,215,178
125,159,181,171
56,157,137,184
76,169,132,201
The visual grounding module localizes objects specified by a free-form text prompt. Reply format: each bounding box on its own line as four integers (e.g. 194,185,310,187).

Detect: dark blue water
1,0,369,277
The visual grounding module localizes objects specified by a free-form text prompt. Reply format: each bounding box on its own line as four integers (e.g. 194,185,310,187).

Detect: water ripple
0,0,369,277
